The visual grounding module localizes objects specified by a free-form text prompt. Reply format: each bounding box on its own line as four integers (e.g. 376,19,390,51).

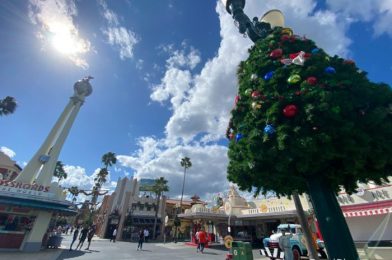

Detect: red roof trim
341,200,392,212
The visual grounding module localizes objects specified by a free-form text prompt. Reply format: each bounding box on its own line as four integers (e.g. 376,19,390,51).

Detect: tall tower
15,76,93,186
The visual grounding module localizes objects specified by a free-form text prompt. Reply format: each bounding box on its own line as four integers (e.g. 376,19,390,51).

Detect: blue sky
1,0,391,202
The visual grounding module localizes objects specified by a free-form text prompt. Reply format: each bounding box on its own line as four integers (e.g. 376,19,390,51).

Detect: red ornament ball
281,35,290,42
306,76,317,85
283,104,298,118
289,35,296,42
343,59,355,65
251,90,262,99
234,95,240,105
270,48,283,59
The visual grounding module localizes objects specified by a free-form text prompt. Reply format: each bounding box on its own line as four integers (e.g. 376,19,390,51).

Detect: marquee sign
0,180,54,200
0,180,50,192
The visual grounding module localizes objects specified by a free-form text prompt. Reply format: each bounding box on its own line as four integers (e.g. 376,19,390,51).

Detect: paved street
58,234,265,260
0,235,390,260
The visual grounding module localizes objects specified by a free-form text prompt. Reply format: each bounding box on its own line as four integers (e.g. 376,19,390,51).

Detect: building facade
179,183,392,247
97,177,166,241
0,152,22,181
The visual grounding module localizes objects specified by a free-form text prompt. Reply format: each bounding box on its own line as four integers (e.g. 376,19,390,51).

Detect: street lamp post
221,0,273,43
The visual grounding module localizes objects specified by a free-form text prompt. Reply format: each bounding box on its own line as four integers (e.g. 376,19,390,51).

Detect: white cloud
150,46,201,111
56,165,116,204
118,138,229,199
57,165,95,190
99,0,139,60
28,0,91,69
326,0,392,37
0,146,16,158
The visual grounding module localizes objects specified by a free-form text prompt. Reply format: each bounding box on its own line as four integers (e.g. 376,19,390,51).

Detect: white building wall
346,214,392,241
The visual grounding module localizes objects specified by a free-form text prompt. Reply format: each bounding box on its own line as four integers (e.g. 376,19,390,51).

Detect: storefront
338,183,392,246
0,181,77,251
179,183,392,248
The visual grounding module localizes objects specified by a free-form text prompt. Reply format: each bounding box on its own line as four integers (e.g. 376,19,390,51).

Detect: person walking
110,227,117,243
143,228,149,242
137,229,144,251
195,229,201,253
75,226,89,250
198,229,207,254
279,226,294,260
85,226,95,250
69,226,79,251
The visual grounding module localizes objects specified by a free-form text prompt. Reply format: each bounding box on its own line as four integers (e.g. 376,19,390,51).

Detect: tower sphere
73,76,93,97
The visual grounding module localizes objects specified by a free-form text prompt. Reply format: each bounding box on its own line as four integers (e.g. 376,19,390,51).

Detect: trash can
231,241,254,260
47,235,63,249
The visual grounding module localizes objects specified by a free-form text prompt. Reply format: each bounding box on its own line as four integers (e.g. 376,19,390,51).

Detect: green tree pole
152,177,169,240
227,27,392,259
0,96,17,116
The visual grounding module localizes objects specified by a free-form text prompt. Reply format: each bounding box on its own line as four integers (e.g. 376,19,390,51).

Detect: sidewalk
0,234,104,260
0,248,63,260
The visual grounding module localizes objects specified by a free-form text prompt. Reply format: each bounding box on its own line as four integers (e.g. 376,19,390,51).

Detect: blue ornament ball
235,133,243,142
325,66,336,74
311,48,320,54
264,71,274,80
264,124,275,135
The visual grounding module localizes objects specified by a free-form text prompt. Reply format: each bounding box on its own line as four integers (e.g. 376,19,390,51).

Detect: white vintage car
261,224,327,260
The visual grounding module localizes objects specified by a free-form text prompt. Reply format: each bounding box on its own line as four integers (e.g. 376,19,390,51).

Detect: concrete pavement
0,234,391,260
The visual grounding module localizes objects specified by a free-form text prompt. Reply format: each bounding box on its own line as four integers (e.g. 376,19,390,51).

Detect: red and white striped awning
343,207,392,218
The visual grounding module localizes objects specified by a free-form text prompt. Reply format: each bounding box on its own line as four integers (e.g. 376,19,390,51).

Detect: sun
49,22,88,56
52,31,78,55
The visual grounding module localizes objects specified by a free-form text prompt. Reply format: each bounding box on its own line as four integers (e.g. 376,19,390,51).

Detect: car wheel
292,248,301,260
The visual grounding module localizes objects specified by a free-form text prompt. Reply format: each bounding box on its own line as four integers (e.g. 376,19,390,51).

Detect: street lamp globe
259,9,285,28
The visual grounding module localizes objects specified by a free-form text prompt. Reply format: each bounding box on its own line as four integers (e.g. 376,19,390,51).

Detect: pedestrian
69,226,79,251
143,228,149,242
198,229,207,253
75,226,89,250
85,226,96,250
110,227,117,242
195,229,201,252
279,225,293,260
137,229,144,250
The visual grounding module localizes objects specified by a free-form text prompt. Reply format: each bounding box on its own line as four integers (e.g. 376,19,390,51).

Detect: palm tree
53,161,67,183
152,177,169,239
91,152,117,207
179,157,192,211
68,186,80,203
174,157,192,242
102,152,117,169
0,96,17,116
94,168,109,188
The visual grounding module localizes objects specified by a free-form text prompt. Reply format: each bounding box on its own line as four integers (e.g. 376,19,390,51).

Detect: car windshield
277,227,296,234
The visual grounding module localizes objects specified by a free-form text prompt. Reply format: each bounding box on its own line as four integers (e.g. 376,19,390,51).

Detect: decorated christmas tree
226,27,392,259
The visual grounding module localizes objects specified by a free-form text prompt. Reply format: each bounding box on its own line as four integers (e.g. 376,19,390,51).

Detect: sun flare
52,32,77,54
49,22,88,56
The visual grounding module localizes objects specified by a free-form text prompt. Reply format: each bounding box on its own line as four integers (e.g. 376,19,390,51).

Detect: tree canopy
53,161,67,182
0,96,17,116
227,28,392,196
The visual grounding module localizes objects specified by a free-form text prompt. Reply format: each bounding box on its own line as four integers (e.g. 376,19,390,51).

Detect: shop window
0,213,35,232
